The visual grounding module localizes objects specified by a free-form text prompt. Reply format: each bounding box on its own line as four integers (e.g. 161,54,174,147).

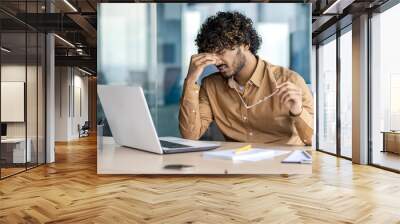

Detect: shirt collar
249,56,264,88
225,56,264,89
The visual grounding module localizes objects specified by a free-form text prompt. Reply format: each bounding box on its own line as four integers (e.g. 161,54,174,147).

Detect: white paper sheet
203,148,291,162
281,150,312,164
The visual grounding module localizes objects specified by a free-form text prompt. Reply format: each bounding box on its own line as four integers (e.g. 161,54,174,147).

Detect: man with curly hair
179,11,314,146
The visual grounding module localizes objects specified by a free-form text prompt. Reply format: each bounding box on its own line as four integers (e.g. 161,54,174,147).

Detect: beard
219,49,246,79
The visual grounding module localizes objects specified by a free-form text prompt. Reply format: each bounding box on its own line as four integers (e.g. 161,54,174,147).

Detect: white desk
97,137,312,175
1,138,31,163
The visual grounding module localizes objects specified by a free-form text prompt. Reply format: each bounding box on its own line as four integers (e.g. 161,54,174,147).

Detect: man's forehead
213,47,236,54
199,45,237,54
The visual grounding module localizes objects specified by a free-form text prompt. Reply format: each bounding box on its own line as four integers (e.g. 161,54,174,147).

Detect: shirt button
249,132,253,136
243,116,247,120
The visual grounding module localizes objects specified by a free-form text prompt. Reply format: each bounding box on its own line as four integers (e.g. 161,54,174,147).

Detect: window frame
315,24,353,161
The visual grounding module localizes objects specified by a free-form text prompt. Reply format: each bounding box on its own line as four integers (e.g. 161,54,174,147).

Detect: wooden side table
381,131,400,154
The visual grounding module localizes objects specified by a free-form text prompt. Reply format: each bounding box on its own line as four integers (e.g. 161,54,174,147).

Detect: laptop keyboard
160,140,190,148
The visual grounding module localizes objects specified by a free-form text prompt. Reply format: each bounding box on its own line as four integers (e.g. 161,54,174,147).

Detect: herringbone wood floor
1,136,400,224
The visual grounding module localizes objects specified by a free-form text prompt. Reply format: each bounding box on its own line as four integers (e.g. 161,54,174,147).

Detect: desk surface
97,137,312,175
381,131,400,134
1,138,29,143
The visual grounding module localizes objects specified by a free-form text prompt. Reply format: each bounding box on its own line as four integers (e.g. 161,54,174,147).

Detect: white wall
1,64,46,163
72,73,89,138
1,82,25,122
1,65,26,135
1,65,42,138
55,67,89,141
55,66,69,141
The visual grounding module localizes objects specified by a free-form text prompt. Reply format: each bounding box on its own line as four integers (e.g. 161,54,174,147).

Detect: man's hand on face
276,82,303,116
186,53,221,84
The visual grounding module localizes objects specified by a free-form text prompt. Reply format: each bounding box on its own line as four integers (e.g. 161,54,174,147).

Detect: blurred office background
97,3,311,139
1,0,399,178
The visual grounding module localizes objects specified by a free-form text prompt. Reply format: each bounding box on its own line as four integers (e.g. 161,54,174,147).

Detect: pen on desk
163,164,193,170
234,144,252,154
301,150,311,160
300,159,312,164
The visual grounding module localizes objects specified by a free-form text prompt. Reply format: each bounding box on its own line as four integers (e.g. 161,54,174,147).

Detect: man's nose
214,57,223,65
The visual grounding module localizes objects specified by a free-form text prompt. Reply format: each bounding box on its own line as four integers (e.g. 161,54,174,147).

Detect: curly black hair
195,11,262,55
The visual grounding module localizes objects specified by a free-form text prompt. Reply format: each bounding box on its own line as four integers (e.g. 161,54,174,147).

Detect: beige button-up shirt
179,58,314,146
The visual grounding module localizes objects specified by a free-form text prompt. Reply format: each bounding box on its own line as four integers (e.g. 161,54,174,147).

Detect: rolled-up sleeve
179,79,213,140
292,74,314,146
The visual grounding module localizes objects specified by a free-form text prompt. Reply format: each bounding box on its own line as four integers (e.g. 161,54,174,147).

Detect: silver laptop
97,85,219,154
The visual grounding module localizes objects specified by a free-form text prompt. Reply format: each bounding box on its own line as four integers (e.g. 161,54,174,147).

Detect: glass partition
37,32,46,165
0,1,46,179
1,30,28,177
27,30,38,169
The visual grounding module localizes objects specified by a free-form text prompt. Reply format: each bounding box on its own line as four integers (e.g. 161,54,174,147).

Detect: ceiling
0,0,393,75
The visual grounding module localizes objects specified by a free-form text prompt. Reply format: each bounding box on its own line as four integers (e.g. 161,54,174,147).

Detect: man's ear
240,44,250,53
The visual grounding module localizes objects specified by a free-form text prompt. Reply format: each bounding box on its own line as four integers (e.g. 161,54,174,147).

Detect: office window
339,29,352,158
371,3,400,171
98,3,153,137
317,37,337,154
